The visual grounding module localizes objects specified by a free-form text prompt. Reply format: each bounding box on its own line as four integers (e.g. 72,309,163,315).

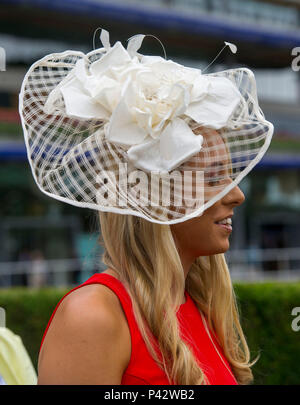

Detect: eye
205,162,230,187
207,179,220,187
208,179,220,187
206,169,222,187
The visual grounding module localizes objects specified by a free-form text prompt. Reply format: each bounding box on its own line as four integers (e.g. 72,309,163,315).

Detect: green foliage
0,287,68,374
234,282,300,385
0,282,300,384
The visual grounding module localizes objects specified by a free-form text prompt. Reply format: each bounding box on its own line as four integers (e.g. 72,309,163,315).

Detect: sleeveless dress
39,273,238,385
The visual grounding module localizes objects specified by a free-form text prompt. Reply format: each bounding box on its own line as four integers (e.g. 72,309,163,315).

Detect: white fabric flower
44,30,242,172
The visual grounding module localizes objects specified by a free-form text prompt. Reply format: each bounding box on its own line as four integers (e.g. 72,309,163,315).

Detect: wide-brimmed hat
19,30,273,224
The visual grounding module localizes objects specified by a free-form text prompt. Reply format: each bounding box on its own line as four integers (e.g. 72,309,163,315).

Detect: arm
37,285,131,385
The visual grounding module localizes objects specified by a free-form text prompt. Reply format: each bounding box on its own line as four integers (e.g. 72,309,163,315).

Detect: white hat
19,30,273,224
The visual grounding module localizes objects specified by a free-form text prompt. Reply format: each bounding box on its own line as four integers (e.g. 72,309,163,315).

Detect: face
170,127,245,258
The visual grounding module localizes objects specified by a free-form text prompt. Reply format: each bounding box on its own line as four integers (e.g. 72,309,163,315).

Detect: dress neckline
180,290,190,307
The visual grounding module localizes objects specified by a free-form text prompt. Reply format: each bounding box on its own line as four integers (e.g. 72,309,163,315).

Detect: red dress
40,273,238,385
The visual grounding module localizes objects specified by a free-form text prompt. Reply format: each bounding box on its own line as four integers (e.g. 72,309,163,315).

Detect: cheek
191,222,216,251
180,217,214,250
186,218,231,255
171,214,231,257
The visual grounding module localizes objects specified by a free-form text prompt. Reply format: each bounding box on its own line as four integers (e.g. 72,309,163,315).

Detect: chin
210,242,230,255
197,243,230,256
220,242,230,253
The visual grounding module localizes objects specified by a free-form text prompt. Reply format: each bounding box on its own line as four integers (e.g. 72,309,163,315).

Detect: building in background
0,0,300,286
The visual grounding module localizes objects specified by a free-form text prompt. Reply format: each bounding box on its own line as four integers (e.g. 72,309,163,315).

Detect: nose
221,182,245,207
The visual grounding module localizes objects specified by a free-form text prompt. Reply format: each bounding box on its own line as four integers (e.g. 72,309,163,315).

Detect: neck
177,247,196,280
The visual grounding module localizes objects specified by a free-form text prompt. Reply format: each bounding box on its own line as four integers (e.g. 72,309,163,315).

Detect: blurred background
0,0,300,288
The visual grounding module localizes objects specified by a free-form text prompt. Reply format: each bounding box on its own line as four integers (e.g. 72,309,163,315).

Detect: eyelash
206,170,222,186
208,179,220,187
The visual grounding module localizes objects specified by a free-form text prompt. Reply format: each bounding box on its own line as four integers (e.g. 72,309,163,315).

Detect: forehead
185,127,230,169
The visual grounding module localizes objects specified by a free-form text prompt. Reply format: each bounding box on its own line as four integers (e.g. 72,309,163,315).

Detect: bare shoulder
38,275,131,385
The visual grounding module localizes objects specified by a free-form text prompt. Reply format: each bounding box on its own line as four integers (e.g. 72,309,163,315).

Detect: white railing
0,247,299,287
0,258,106,288
230,268,300,282
226,247,300,282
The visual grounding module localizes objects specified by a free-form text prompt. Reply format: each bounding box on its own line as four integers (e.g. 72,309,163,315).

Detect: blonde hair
97,211,257,385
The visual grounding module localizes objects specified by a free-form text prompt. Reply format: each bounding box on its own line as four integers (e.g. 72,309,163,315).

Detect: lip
214,214,233,233
214,214,233,223
215,223,232,233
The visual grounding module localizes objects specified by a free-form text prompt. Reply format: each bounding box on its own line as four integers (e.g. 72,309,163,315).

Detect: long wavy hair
97,211,258,385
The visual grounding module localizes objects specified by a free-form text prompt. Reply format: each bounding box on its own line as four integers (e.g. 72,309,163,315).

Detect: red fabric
40,273,238,385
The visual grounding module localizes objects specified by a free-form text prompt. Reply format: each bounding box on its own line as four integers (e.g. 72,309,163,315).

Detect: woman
19,30,273,385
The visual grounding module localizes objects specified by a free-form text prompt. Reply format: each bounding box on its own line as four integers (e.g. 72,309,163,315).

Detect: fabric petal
100,29,111,50
159,118,203,168
74,58,89,85
167,83,190,119
224,41,237,54
132,107,152,134
90,42,131,77
127,118,203,172
146,59,183,75
92,83,121,113
149,84,189,136
127,137,161,171
127,34,145,57
185,77,242,129
106,99,147,147
190,75,211,103
60,76,109,119
140,55,166,65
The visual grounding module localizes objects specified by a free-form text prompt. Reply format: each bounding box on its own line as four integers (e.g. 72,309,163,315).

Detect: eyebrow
205,160,232,173
207,161,226,169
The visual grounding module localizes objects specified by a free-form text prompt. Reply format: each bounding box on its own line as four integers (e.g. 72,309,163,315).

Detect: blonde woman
37,189,248,385
19,30,273,385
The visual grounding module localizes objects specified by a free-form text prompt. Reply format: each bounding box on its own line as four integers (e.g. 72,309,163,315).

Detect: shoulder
59,283,127,340
38,281,131,384
60,282,126,331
